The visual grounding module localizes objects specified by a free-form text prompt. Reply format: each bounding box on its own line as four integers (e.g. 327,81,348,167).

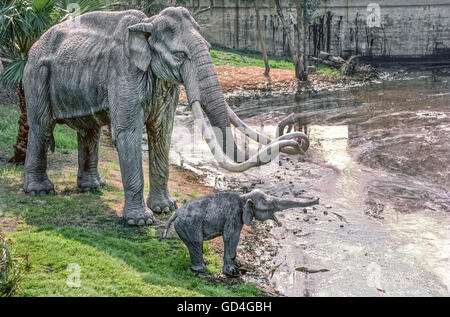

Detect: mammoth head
126,7,202,82
242,189,319,226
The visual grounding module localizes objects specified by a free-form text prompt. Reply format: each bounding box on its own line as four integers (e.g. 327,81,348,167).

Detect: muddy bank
170,67,450,296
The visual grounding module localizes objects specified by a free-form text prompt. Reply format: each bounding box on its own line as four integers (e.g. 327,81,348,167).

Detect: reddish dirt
215,66,297,92
179,65,342,102
0,216,23,233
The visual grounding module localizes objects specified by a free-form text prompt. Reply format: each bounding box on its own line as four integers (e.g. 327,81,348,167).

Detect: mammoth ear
242,199,254,226
127,25,152,71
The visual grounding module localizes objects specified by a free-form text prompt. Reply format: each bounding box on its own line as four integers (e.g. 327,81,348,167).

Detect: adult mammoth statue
23,7,309,226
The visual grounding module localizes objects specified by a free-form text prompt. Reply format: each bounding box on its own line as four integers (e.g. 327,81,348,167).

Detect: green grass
210,45,340,76
0,104,261,297
0,163,259,296
311,62,341,76
210,45,295,70
53,125,78,153
0,105,21,155
0,105,77,158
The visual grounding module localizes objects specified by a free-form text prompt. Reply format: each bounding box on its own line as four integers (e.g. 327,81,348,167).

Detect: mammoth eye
174,51,186,61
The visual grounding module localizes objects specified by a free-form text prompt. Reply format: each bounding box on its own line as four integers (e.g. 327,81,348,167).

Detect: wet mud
168,67,450,296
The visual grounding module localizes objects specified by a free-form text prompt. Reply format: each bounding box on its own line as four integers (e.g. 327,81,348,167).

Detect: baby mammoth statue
163,189,319,277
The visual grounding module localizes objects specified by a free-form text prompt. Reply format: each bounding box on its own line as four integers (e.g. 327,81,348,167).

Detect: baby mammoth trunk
274,196,319,211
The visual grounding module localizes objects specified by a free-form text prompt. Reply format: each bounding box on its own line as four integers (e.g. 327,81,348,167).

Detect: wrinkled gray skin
22,8,254,226
163,189,319,276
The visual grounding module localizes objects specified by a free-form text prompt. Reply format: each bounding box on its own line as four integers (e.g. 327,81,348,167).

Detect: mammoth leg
222,228,241,277
115,122,153,226
23,66,54,195
187,241,205,273
109,81,153,226
24,123,55,195
175,223,205,273
77,128,106,191
146,83,178,213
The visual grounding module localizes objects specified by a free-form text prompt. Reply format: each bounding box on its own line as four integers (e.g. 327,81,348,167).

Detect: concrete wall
190,0,450,59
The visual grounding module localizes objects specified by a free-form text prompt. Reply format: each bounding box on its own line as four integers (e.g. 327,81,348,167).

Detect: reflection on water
310,125,350,170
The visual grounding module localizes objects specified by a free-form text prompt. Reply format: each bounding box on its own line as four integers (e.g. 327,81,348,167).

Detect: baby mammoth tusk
192,101,302,172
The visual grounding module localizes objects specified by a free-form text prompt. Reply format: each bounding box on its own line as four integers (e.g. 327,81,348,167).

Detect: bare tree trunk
274,0,305,82
253,0,270,77
9,81,28,165
296,0,308,82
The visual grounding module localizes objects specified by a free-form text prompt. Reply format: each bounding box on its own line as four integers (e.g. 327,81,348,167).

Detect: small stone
340,224,344,228
326,205,332,209
307,65,316,74
319,51,330,59
323,211,328,215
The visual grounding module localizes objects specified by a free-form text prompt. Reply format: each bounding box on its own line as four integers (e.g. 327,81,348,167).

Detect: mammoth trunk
183,41,243,163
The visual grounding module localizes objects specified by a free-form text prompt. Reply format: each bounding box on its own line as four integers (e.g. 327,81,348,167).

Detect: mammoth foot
24,178,55,195
147,190,177,213
123,206,155,226
191,263,206,274
222,263,240,277
77,174,106,192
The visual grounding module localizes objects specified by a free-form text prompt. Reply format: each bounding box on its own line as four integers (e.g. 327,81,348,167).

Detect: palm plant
0,230,24,297
0,0,111,164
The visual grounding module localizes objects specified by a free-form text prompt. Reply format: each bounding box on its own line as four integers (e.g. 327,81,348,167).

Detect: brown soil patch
167,165,213,198
215,66,297,93
0,216,23,233
179,65,343,102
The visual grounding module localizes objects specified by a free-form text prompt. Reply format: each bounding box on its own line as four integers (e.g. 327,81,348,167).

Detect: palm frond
0,0,111,83
0,55,27,86
56,0,113,18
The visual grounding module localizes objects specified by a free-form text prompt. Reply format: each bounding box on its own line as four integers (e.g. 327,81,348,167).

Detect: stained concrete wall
190,0,450,59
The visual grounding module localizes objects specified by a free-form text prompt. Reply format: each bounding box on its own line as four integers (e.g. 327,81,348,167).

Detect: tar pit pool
165,67,449,296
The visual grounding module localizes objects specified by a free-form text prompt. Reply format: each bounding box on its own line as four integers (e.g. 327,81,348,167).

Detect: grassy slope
0,104,259,297
210,45,341,76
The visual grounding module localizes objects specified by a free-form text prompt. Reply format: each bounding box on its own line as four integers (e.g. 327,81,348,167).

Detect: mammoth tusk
226,102,271,145
192,101,303,172
277,113,296,137
275,132,309,155
226,103,309,154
